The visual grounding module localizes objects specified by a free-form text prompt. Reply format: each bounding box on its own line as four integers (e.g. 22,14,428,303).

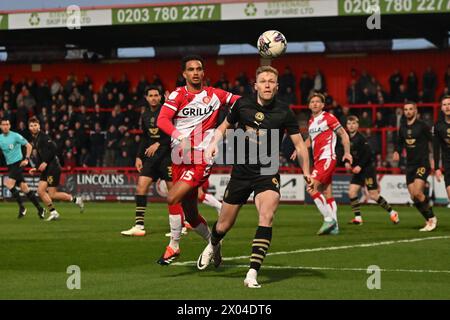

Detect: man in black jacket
346,116,399,225
28,117,84,221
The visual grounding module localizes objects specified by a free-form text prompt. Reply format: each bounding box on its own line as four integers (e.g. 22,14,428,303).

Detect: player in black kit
196,66,312,288
121,86,183,237
433,95,450,206
393,102,437,231
28,117,84,221
345,116,399,225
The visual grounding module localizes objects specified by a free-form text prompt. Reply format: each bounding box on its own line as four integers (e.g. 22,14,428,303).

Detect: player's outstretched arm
205,119,232,161
336,127,352,165
290,133,311,178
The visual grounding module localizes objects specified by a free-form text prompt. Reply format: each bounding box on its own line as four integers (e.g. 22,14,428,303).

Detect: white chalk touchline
172,235,450,266
218,264,450,274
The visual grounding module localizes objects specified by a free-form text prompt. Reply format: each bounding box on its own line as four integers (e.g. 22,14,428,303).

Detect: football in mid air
257,30,287,58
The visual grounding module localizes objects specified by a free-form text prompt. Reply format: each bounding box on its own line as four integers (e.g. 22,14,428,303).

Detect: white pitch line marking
218,264,450,274
173,235,450,266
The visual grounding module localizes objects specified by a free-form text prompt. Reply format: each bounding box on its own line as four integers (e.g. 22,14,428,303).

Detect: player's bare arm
290,133,311,183
19,143,32,167
205,118,232,161
145,142,160,157
336,127,352,164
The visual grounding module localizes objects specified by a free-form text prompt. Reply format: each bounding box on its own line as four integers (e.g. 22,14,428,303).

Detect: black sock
377,196,393,213
135,195,147,227
26,191,42,210
211,221,226,246
250,226,272,272
413,199,434,220
350,197,361,217
9,187,24,209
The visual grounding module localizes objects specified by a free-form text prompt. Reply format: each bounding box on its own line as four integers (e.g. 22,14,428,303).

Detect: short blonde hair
256,66,279,79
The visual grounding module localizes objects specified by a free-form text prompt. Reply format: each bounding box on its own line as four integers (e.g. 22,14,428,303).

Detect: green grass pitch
0,201,449,299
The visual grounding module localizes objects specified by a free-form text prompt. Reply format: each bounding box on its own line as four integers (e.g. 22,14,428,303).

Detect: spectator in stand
359,87,376,104
78,147,92,167
422,66,437,102
104,124,119,167
357,70,371,92
118,130,133,155
37,79,51,108
393,84,408,103
313,69,326,93
359,111,372,128
406,71,418,101
107,105,124,128
50,77,63,97
299,71,313,105
118,74,130,95
89,104,105,130
367,76,379,97
347,79,360,104
103,76,116,95
214,73,230,90
280,86,297,105
1,102,13,124
103,92,116,109
115,150,133,167
329,100,343,120
136,75,148,98
175,72,185,87
63,151,77,169
439,87,449,102
279,66,296,95
364,128,380,155
375,111,387,128
64,74,77,96
16,100,28,126
79,75,93,96
389,69,403,101
152,74,165,93
74,121,89,155
236,71,250,88
16,121,30,141
2,74,13,93
89,122,105,166
117,92,128,108
77,105,89,128
17,86,36,112
339,105,351,126
445,65,450,89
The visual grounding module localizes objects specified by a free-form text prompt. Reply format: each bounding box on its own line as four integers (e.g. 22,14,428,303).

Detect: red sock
168,204,184,224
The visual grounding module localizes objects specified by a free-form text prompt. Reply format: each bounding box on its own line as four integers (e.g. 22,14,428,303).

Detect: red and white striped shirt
158,86,240,150
308,111,342,161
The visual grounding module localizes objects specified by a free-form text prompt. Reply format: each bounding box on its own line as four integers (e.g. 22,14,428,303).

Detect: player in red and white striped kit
306,93,352,235
156,55,239,265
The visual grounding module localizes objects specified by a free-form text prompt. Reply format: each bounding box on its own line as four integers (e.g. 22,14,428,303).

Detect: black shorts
40,162,61,187
406,165,430,185
223,174,281,205
350,166,378,190
7,161,25,184
140,156,172,181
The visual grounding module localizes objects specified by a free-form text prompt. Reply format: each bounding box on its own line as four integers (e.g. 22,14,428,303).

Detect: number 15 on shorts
181,170,194,181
